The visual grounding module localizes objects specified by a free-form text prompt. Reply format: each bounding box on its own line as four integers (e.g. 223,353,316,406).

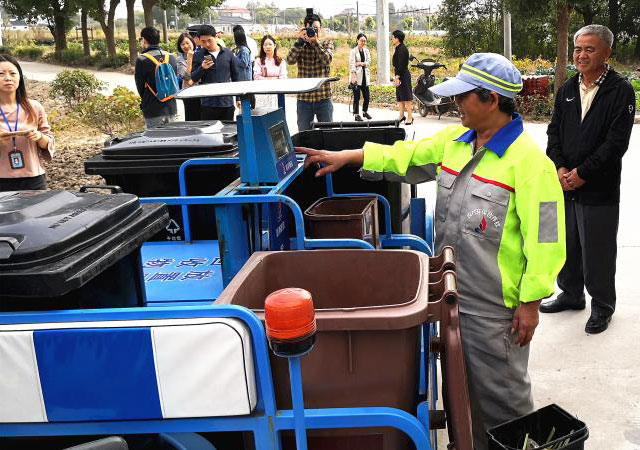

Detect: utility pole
356,1,359,33
503,9,512,61
174,6,178,29
376,0,390,84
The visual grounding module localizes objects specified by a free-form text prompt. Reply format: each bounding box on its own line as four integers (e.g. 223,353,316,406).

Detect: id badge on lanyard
0,103,24,170
9,143,24,170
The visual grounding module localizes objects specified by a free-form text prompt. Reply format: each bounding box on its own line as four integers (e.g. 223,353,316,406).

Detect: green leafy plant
74,86,143,136
516,94,553,120
12,44,44,59
50,69,106,106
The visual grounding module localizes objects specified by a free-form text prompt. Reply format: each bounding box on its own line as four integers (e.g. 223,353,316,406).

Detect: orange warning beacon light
264,288,317,357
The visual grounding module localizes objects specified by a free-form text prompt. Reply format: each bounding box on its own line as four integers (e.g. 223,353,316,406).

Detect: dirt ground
28,79,108,191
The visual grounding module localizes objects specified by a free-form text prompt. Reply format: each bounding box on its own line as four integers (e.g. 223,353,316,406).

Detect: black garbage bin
0,190,168,311
84,121,240,242
487,404,588,450
289,125,410,234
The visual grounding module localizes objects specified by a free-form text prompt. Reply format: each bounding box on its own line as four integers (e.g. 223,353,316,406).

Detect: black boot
363,111,372,119
354,114,363,121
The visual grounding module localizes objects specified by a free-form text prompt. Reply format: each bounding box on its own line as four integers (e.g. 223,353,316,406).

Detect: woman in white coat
349,33,372,121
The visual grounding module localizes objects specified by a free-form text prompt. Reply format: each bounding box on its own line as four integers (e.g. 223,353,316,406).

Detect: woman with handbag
391,29,413,125
349,33,372,121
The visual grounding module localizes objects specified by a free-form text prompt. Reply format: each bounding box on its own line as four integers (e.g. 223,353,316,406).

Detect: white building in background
9,20,29,31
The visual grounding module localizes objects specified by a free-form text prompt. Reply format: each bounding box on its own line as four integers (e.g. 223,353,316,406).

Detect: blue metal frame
0,306,431,450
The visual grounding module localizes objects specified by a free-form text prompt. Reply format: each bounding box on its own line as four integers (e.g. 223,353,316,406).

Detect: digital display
269,122,290,160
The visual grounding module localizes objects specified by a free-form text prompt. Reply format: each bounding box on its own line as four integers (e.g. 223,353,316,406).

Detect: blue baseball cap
429,53,523,99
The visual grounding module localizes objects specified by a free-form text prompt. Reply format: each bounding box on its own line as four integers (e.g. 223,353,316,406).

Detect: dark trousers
201,106,235,121
558,199,619,315
0,175,47,191
182,98,201,121
353,84,370,114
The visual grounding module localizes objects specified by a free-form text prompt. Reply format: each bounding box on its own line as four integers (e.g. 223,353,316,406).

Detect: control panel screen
269,122,291,160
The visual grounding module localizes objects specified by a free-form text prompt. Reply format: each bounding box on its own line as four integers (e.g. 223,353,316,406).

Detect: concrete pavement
21,61,640,449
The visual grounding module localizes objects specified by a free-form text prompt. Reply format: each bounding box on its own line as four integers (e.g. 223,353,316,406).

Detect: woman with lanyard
349,33,372,121
0,55,54,191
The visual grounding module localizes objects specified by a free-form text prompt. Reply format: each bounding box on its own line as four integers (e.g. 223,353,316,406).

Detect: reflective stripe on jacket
362,114,566,318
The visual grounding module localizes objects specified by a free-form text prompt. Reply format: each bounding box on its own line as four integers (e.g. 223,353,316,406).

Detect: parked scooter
411,56,457,119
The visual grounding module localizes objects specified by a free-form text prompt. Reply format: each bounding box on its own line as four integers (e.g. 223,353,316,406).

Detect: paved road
21,61,640,449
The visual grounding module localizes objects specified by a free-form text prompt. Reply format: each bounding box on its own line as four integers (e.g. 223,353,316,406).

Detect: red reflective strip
439,164,459,176
439,164,514,192
471,174,515,192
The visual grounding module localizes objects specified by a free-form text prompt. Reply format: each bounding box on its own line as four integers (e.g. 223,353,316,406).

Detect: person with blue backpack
134,27,180,128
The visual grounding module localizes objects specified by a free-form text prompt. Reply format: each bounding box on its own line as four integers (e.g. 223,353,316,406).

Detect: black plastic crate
488,404,588,450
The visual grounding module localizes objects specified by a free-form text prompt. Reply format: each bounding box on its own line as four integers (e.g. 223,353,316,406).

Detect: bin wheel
419,105,428,117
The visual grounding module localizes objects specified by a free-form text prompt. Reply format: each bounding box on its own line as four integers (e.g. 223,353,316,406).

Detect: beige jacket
349,46,371,86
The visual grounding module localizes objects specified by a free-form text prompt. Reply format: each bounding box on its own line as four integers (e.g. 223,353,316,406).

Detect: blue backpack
142,51,179,102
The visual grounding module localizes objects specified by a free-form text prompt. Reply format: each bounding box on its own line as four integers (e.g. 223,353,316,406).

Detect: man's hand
511,300,541,347
307,34,319,45
565,168,586,189
202,59,214,70
298,29,308,42
557,167,573,191
295,147,364,177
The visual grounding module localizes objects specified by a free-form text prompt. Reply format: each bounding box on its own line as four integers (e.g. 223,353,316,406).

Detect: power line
390,7,435,14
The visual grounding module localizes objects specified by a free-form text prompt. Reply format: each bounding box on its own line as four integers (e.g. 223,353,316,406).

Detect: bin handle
79,185,124,194
443,271,457,304
0,236,22,261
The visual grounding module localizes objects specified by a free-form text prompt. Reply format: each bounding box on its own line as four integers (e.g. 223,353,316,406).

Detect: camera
304,8,318,38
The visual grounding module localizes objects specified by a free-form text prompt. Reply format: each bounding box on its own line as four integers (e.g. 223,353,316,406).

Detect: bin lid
0,190,143,269
177,77,337,99
102,121,238,159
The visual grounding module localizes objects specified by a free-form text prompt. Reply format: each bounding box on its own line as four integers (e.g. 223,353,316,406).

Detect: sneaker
354,114,363,121
363,112,372,120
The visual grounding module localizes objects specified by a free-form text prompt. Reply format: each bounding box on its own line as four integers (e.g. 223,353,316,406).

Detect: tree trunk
554,2,571,95
94,0,120,60
635,34,640,59
161,9,168,44
81,8,90,57
126,0,138,65
52,15,68,55
107,0,120,58
142,0,157,27
608,0,619,50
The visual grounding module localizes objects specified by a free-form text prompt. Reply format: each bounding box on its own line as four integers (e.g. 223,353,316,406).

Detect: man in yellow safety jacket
297,53,566,449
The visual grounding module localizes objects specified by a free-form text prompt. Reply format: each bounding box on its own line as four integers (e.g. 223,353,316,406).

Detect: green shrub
45,45,87,66
50,69,106,106
95,52,130,68
90,40,107,53
74,86,143,136
516,94,553,120
13,45,44,59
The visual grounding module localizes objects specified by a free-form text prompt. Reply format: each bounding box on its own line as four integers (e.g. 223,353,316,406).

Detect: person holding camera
191,25,242,121
286,9,334,131
349,33,372,122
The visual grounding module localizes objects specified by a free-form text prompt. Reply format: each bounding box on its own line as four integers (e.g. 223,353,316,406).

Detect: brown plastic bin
304,196,380,248
216,249,430,449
